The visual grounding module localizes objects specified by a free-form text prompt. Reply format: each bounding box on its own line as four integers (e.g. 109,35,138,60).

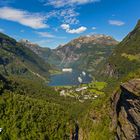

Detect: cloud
59,8,79,24
67,26,87,34
45,8,79,24
109,20,125,26
61,24,87,34
36,31,55,38
0,7,48,29
40,0,100,25
61,24,70,30
36,31,67,39
44,0,100,8
92,27,96,30
0,28,5,32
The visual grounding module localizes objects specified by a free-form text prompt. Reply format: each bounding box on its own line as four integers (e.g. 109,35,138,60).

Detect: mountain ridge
19,34,118,74
98,20,140,79
53,34,118,73
0,32,52,81
56,34,118,49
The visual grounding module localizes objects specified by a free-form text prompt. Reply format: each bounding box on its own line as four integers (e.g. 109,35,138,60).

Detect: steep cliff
98,20,140,79
111,79,140,140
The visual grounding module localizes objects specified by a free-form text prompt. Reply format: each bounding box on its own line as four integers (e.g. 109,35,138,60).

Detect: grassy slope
0,32,51,80
107,20,140,78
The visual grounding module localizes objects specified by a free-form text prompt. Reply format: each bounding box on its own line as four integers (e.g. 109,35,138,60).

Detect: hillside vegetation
99,20,140,79
0,33,51,80
0,20,140,140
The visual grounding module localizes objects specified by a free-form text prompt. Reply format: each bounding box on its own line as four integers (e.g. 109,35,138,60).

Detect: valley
0,8,140,140
20,34,118,75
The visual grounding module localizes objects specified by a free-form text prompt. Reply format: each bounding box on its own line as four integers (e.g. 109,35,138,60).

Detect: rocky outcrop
111,79,140,140
69,122,79,140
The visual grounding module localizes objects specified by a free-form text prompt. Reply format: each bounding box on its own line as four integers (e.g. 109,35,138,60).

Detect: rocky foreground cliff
111,79,140,140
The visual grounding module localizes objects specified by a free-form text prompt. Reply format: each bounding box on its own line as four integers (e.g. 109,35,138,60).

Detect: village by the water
54,68,107,103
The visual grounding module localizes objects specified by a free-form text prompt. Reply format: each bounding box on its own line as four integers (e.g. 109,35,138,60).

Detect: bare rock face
111,79,140,140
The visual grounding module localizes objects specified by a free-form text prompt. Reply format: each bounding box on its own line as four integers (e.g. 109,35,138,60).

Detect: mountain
0,33,51,80
19,39,61,67
97,20,140,139
99,20,140,79
54,34,118,73
19,35,118,74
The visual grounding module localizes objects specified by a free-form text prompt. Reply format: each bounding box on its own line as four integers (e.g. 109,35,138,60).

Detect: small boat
82,71,86,76
78,77,83,83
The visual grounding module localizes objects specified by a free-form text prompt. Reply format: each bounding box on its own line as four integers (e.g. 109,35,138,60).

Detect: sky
0,0,140,48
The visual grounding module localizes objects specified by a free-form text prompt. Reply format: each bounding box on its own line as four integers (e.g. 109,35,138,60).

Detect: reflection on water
48,70,92,86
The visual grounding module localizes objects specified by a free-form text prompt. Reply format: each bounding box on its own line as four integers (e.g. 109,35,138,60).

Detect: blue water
48,70,92,86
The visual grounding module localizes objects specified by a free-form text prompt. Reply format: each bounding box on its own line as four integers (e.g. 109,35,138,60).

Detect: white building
0,128,2,133
60,90,65,96
62,68,73,72
94,95,98,98
76,87,88,92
